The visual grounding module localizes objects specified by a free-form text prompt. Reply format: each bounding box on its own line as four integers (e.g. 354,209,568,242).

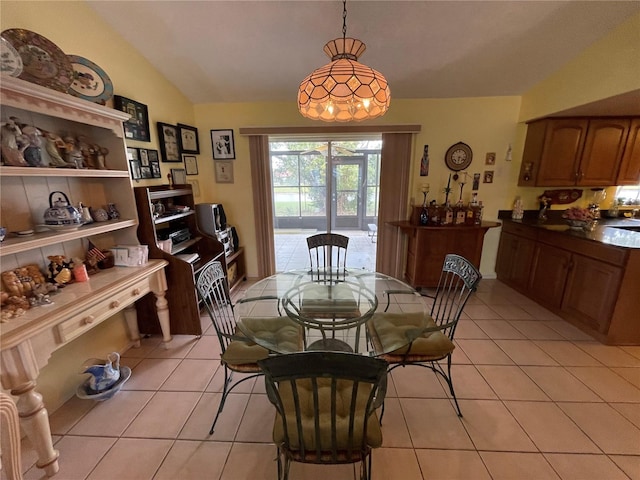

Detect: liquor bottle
429,202,440,225
442,201,454,225
454,200,466,225
474,200,484,225
420,206,429,225
467,193,479,225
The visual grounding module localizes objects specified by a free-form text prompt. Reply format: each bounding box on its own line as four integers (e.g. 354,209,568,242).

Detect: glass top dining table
235,268,428,355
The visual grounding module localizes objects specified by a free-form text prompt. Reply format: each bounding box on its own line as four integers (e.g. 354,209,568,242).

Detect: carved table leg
1,345,59,477
153,289,172,348
123,305,141,348
0,392,23,480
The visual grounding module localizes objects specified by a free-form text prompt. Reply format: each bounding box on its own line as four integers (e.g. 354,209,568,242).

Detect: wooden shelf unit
133,184,226,335
0,76,171,477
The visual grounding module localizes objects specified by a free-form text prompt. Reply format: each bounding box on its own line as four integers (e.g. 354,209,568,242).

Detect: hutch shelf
0,76,170,477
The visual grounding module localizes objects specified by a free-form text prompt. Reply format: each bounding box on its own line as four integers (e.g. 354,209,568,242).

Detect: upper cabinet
617,118,640,185
518,116,638,187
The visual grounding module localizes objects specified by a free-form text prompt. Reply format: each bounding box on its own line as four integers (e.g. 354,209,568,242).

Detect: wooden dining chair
307,233,349,280
258,351,388,480
195,260,303,434
366,254,481,417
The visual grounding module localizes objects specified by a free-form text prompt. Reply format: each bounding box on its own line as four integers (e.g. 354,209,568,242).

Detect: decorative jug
82,352,121,393
44,191,82,225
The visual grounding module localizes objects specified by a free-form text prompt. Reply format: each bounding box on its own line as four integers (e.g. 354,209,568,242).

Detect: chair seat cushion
224,316,303,364
272,378,382,450
222,340,269,365
368,312,455,359
300,284,360,318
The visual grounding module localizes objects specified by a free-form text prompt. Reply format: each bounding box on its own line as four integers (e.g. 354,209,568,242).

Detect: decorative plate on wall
0,36,23,77
1,29,73,92
67,55,113,104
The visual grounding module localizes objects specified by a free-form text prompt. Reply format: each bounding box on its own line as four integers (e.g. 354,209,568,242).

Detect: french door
270,137,381,234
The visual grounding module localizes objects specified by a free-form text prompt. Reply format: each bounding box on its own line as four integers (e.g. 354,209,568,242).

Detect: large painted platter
1,28,73,92
67,54,113,105
0,36,23,77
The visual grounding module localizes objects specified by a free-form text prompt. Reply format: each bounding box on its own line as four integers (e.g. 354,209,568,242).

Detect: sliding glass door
270,137,381,270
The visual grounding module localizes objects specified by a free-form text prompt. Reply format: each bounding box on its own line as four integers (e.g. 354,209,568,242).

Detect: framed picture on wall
114,95,150,142
157,122,181,162
211,129,235,160
183,155,198,175
129,160,141,180
177,123,200,154
147,149,162,178
171,168,187,185
214,160,234,183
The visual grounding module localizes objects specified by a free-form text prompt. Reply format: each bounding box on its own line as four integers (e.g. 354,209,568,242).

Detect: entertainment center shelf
134,184,226,335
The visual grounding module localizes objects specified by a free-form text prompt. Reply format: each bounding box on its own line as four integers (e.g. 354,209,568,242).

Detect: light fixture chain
342,0,347,42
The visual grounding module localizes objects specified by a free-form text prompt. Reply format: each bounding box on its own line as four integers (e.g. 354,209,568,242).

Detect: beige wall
1,1,637,410
520,13,640,122
194,97,522,277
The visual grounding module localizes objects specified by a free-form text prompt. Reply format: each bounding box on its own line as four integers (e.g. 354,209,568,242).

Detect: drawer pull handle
132,288,141,295
84,315,95,324
110,300,120,309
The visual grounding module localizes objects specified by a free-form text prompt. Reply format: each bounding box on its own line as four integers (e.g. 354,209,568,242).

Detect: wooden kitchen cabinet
496,219,639,344
579,118,630,185
617,117,640,185
518,116,634,187
529,243,572,308
562,254,622,334
495,223,537,291
389,221,500,288
521,118,587,187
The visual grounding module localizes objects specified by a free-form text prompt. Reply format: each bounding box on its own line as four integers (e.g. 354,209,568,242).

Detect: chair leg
209,366,264,435
443,356,463,417
209,365,232,434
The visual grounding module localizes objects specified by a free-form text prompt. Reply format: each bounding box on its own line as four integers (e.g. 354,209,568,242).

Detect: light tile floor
9,280,640,480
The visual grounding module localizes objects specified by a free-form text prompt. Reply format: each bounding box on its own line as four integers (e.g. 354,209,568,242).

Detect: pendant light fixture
297,0,391,122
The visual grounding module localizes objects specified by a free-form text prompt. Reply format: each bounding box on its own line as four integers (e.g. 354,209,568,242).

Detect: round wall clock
444,142,473,171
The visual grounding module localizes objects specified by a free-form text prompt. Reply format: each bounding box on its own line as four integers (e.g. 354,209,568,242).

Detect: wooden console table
388,221,500,288
0,260,170,477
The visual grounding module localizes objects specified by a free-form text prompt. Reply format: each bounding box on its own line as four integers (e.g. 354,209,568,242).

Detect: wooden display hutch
0,76,171,477
133,184,228,335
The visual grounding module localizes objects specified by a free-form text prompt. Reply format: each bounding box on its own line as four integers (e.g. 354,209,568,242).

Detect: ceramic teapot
44,191,82,225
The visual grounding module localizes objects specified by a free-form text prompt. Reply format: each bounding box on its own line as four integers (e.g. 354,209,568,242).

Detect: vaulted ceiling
89,1,640,111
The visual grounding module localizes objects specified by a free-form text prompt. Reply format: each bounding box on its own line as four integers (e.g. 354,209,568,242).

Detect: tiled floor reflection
10,280,640,480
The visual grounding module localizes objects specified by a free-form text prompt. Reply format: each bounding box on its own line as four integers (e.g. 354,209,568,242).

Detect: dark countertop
499,214,640,249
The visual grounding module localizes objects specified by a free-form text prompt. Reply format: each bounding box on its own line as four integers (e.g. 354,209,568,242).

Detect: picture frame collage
127,147,161,180
114,93,234,185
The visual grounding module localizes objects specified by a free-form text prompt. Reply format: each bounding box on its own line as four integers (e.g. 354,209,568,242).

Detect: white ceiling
88,1,640,111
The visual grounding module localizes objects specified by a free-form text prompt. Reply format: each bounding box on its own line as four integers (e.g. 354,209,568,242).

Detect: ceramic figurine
94,145,108,169
76,135,94,168
43,131,75,167
106,203,120,220
47,255,73,285
62,136,84,168
21,125,44,167
0,117,28,166
82,352,121,393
